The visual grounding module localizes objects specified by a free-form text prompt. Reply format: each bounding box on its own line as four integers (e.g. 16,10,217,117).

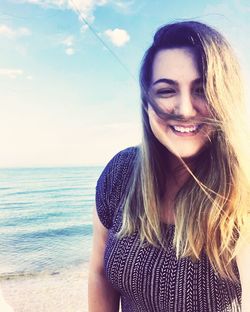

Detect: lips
169,124,203,135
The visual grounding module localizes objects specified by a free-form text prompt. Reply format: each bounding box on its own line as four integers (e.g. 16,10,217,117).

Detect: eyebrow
152,78,203,86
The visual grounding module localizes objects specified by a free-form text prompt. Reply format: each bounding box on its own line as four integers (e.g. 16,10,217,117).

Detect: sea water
0,166,103,277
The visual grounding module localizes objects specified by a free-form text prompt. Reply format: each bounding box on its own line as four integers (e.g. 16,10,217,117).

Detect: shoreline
0,262,89,312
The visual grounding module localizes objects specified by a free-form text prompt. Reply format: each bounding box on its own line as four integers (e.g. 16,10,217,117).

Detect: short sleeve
95,146,138,229
95,156,114,229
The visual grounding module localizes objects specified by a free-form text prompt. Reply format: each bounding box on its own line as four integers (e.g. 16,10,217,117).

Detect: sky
0,0,250,167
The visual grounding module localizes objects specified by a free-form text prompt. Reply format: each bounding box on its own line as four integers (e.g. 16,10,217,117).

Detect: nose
174,93,197,118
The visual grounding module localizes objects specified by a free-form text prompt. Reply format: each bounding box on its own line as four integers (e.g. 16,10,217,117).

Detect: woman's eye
156,89,175,96
194,87,205,96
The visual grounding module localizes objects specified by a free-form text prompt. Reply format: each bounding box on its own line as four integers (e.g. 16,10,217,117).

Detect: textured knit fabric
95,146,242,312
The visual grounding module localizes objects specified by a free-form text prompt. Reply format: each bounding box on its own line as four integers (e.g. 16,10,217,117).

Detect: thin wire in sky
70,0,137,82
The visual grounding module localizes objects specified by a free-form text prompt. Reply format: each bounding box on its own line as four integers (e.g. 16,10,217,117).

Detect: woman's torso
96,147,242,312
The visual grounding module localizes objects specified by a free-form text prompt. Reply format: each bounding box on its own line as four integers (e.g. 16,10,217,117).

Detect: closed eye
193,86,205,97
156,89,176,97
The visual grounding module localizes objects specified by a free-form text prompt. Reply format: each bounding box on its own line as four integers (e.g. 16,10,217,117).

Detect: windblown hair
118,21,250,281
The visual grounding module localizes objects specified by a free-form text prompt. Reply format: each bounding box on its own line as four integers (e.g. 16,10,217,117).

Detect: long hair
118,21,250,281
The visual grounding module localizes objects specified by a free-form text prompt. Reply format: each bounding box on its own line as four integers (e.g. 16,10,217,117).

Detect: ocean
0,166,103,278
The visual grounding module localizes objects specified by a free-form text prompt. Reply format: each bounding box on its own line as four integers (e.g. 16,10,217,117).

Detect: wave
0,187,12,191
0,261,89,280
0,202,33,208
0,268,68,280
8,187,85,196
12,224,93,240
0,166,99,275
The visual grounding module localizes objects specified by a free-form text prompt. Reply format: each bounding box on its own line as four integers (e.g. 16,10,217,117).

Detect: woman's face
148,47,212,159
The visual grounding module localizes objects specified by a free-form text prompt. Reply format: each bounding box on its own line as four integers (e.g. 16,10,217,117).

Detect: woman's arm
88,207,120,312
237,239,250,312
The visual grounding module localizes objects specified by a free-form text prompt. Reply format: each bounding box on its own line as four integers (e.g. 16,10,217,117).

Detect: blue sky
0,0,250,167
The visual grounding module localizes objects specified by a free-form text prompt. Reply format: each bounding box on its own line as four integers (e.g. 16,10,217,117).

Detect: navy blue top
95,146,241,312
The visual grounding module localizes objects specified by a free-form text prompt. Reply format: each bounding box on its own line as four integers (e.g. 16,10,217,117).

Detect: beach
0,166,102,312
0,263,89,312
0,167,103,312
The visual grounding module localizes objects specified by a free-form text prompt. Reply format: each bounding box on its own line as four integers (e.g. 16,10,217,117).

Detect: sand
0,263,89,312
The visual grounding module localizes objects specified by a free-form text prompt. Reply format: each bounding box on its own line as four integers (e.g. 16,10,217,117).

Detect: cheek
154,98,175,113
148,108,167,139
198,100,211,117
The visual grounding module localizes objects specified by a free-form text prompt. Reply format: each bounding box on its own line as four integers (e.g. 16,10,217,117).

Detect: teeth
172,125,198,133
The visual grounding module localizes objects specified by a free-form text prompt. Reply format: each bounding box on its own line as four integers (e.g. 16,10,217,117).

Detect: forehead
152,48,200,83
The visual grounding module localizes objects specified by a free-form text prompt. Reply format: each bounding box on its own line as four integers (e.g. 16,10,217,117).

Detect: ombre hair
118,21,250,281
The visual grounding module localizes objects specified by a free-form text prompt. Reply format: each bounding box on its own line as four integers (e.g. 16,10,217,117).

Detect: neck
167,153,195,187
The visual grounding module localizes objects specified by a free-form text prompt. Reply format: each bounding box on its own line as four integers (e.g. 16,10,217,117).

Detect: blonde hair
118,21,250,281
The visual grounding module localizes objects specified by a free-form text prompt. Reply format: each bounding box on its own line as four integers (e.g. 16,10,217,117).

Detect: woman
88,21,250,311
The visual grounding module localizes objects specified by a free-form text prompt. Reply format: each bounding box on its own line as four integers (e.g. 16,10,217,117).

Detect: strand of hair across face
70,0,137,83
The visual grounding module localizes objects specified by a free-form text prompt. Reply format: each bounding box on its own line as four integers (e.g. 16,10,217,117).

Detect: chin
165,143,208,160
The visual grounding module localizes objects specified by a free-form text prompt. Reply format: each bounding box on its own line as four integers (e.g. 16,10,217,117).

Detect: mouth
169,124,204,135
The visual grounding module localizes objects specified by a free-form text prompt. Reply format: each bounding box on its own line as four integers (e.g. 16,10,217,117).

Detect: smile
169,124,203,135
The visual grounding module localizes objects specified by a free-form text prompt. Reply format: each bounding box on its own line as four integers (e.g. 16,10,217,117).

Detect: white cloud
60,35,75,55
96,0,107,5
69,0,108,23
80,24,89,33
62,35,75,47
0,24,32,38
20,0,109,23
110,0,135,13
0,69,23,79
104,28,130,47
65,47,75,55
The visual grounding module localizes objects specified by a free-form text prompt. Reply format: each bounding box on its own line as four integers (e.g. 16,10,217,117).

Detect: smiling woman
148,48,213,159
88,21,250,312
